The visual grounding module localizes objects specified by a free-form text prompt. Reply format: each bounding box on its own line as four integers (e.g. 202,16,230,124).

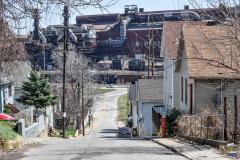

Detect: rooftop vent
139,8,144,13
124,5,138,14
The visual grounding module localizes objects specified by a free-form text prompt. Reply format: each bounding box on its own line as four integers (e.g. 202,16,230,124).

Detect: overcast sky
19,0,198,34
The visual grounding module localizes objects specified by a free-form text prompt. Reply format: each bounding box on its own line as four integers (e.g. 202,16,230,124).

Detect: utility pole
62,4,69,138
147,14,150,79
77,82,81,133
151,19,154,77
152,43,154,77
81,69,85,136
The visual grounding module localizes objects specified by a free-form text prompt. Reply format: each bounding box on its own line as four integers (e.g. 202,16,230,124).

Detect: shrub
166,108,182,136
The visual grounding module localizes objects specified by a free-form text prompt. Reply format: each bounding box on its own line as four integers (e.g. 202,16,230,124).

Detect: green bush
66,129,76,137
166,108,182,136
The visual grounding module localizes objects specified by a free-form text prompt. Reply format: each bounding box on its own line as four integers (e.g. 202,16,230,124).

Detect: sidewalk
152,138,229,160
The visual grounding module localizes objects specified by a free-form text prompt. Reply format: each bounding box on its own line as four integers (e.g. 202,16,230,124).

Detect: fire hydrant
161,115,167,138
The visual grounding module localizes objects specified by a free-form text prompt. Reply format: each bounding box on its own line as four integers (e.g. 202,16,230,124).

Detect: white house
161,21,208,113
135,79,164,137
0,80,14,113
161,22,183,113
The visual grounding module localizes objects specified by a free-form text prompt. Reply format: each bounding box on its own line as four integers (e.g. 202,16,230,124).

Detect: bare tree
51,41,96,129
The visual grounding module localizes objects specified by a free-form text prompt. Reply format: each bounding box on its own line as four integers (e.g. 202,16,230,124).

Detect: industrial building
26,5,217,83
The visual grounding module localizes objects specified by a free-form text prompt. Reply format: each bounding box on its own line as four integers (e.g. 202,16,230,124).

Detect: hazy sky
20,0,193,34
81,0,190,14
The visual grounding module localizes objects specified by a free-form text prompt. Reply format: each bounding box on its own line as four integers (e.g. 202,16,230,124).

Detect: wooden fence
177,114,225,141
14,107,33,127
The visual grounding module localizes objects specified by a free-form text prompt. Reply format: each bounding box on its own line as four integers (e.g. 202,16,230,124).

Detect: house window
185,78,188,104
2,89,6,105
181,77,183,102
8,86,12,97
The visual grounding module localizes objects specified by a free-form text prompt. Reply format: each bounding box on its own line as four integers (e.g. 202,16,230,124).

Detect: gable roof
162,22,183,59
163,21,209,59
181,25,240,79
137,79,163,102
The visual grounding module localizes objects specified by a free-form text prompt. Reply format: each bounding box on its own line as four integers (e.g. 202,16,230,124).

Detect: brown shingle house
161,21,208,113
176,25,240,114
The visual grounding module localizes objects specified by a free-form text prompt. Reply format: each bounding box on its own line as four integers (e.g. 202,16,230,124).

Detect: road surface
3,88,187,160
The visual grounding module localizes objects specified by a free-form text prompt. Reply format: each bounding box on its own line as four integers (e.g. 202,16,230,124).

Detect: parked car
117,127,132,138
0,113,15,120
106,84,113,88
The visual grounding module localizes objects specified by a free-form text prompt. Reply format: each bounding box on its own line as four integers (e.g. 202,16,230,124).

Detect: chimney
184,5,189,10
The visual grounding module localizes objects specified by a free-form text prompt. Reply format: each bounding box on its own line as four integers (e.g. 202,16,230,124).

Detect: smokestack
33,9,40,40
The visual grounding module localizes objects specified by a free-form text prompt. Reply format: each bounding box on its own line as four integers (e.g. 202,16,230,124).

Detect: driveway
3,88,187,160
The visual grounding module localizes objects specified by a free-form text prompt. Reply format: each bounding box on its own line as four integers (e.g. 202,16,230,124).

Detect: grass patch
117,94,130,122
0,121,19,143
66,129,76,137
95,88,116,95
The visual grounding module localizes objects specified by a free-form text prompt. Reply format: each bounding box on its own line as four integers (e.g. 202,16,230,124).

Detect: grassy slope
95,88,116,95
0,121,18,143
117,94,130,122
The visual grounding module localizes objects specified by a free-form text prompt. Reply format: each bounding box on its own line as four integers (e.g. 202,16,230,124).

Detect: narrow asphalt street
3,88,187,160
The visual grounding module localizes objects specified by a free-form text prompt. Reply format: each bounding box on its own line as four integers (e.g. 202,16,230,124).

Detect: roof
163,21,208,59
181,25,240,79
137,79,163,102
162,22,183,59
0,80,13,88
76,14,120,25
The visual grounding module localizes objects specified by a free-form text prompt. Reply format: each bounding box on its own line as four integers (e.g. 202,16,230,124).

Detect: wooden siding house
161,22,182,112
135,79,164,137
161,21,208,113
176,25,240,114
0,80,14,113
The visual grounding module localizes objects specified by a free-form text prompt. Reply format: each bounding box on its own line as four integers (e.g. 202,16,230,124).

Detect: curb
151,139,192,160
